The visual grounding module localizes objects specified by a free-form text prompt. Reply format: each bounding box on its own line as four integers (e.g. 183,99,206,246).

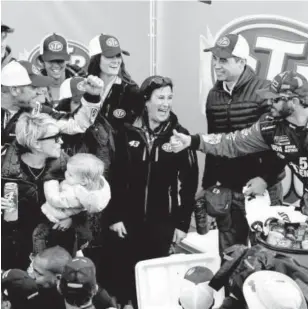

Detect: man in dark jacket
201,33,285,255
171,70,308,217
1,23,15,69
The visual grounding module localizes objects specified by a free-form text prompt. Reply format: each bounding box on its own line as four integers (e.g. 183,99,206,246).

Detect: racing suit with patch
191,113,308,214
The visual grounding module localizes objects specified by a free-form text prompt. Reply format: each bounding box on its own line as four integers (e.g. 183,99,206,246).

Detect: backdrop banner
2,0,308,205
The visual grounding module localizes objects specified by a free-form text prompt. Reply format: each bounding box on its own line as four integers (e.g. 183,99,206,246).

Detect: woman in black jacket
87,33,143,131
1,113,88,270
104,76,199,308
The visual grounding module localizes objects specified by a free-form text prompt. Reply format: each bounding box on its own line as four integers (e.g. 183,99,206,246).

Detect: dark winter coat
108,111,199,233
203,65,285,191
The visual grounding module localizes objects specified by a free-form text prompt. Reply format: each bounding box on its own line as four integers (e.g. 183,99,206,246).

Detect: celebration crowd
1,21,308,309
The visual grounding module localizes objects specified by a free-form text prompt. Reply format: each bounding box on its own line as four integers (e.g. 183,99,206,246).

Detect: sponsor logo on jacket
129,141,140,147
113,109,126,119
162,143,172,152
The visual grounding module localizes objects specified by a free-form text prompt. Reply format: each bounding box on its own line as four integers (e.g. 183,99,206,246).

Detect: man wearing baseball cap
1,268,41,309
1,23,15,69
38,33,87,106
1,59,104,152
58,257,116,309
171,70,308,216
197,33,284,257
28,247,117,309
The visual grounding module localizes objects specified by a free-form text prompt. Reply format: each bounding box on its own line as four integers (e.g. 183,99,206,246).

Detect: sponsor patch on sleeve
203,134,222,144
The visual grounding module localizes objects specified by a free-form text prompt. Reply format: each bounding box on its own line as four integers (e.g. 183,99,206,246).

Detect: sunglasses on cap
37,132,62,143
148,76,172,86
270,96,298,104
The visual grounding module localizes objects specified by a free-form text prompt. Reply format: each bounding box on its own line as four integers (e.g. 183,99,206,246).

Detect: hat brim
256,87,281,99
243,271,307,309
1,25,14,33
104,49,130,58
203,46,233,58
42,53,70,62
30,75,53,87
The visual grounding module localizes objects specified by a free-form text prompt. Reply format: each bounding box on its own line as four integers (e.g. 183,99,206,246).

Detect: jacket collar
131,110,179,137
214,65,256,93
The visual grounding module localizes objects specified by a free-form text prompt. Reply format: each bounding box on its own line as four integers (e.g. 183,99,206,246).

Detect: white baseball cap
243,270,307,309
179,266,215,309
59,77,86,100
204,33,250,60
1,60,53,87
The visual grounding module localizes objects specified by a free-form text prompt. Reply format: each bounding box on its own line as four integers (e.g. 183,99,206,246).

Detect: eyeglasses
37,132,62,143
148,76,172,86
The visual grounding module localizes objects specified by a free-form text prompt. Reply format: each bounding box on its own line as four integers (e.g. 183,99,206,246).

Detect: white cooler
135,252,224,309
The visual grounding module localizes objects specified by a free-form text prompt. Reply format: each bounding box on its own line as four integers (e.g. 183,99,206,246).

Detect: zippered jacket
191,113,308,213
98,80,144,131
108,112,199,232
203,65,285,191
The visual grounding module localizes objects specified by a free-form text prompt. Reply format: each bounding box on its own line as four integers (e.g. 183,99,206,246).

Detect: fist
84,75,104,96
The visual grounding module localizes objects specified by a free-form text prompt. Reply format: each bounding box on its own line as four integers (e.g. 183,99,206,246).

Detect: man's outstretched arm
171,121,271,158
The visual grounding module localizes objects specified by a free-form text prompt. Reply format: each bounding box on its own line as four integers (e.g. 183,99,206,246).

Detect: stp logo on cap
28,40,90,71
48,41,63,52
106,38,119,47
216,36,230,47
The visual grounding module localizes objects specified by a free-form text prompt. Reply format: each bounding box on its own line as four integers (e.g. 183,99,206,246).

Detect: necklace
27,165,46,180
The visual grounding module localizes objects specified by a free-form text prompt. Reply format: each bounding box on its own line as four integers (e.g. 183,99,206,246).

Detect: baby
33,153,111,254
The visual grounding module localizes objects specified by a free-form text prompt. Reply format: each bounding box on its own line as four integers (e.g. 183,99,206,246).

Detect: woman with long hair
87,33,143,131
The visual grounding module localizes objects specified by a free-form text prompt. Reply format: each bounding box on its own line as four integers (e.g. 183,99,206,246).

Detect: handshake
170,130,191,153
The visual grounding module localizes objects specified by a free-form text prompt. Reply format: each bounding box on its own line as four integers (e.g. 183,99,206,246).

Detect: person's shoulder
174,121,190,135
1,141,20,177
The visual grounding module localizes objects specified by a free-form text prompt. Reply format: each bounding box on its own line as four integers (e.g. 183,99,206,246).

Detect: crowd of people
1,21,308,309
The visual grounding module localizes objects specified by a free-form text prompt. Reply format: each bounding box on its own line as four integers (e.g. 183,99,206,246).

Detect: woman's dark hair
140,75,173,102
87,54,134,84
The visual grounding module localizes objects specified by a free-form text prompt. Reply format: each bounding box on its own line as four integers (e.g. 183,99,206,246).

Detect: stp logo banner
200,15,308,203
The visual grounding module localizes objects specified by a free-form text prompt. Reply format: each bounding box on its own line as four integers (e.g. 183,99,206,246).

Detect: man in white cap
197,33,285,257
1,23,15,69
1,60,103,152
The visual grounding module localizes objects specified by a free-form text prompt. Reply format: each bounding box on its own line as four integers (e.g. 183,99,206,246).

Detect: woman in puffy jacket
104,75,199,308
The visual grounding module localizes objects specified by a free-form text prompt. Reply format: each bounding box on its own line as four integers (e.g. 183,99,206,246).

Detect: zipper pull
142,147,146,161
155,147,159,162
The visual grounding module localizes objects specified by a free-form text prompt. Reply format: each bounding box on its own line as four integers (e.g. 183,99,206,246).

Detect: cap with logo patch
1,23,14,33
1,269,40,306
204,33,250,59
40,33,70,62
89,34,130,58
256,71,308,105
1,60,53,87
59,257,97,295
59,77,86,100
